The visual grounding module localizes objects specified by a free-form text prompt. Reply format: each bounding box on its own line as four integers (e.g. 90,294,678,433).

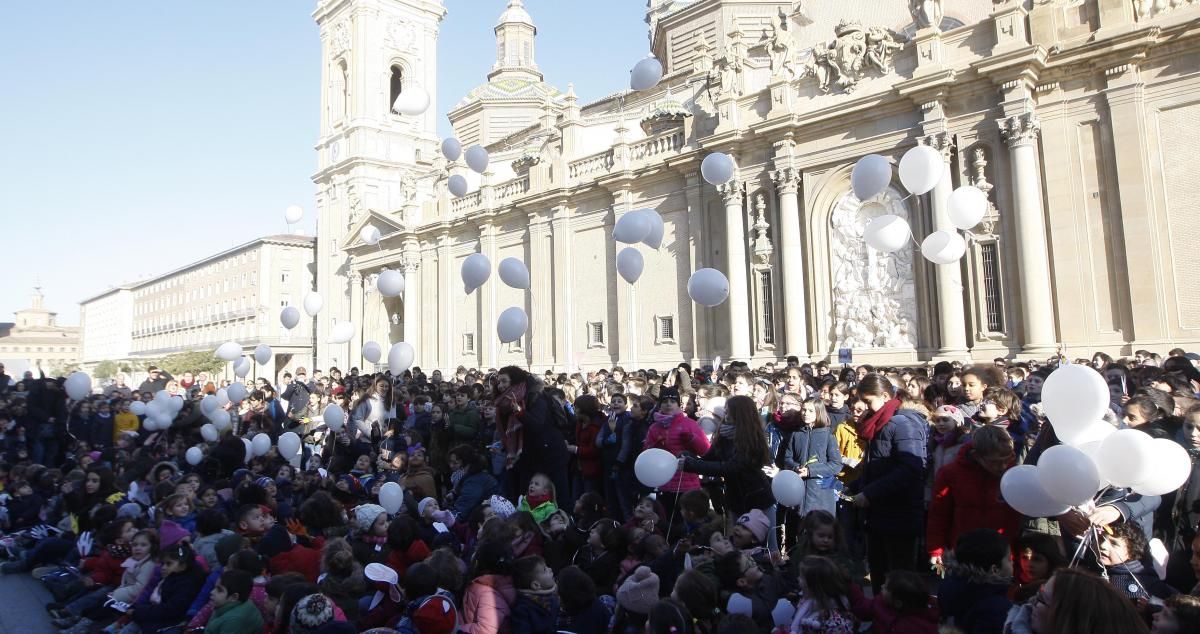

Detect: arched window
331,60,348,121
389,64,404,114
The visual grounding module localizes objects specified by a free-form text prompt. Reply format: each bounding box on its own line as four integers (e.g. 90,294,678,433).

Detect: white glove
0,493,10,505
77,531,93,558
30,525,48,540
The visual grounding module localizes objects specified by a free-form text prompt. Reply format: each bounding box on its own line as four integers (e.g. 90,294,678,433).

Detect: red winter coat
643,413,711,493
575,415,604,479
925,444,1021,560
385,539,431,580
850,584,938,634
81,548,126,587
269,539,325,583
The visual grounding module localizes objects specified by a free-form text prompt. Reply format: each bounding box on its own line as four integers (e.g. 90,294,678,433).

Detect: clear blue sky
0,1,646,324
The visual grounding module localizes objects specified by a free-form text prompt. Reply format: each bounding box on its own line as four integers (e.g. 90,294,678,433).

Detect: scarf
361,534,387,546
857,398,901,442
107,543,131,560
653,411,676,428
495,383,528,469
718,423,736,440
525,492,552,509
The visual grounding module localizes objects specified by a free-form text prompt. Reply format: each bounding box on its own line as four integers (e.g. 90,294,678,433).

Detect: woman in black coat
678,395,775,517
495,366,570,504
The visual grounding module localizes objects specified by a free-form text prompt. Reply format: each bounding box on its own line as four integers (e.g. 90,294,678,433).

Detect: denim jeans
67,586,113,617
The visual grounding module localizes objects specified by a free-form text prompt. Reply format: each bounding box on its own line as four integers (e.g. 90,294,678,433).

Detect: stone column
550,206,575,368
401,258,420,352
718,180,752,362
924,133,970,359
348,271,363,370
527,211,554,371
437,233,453,370
999,113,1057,355
769,167,809,359
479,221,499,368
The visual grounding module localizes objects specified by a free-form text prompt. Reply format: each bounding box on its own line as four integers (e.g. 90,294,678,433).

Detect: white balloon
864,214,912,253
242,437,253,464
200,424,219,443
1036,445,1102,507
498,258,531,290
129,401,147,416
379,482,405,515
227,382,248,404
391,84,430,116
613,210,652,244
284,204,304,225
215,341,242,361
1000,465,1070,518
254,343,272,365
700,152,736,186
1056,419,1115,448
461,253,491,293
441,137,463,162
920,230,967,265
210,409,232,431
303,292,324,317
186,447,203,466
948,186,988,230
1097,429,1156,488
168,395,184,414
146,400,165,420
280,306,301,330
898,144,944,196
359,225,381,246
642,209,665,250
142,418,158,432
323,403,346,432
688,268,730,307
233,356,252,379
362,341,383,364
388,342,416,375
616,247,645,284
376,269,405,297
65,372,92,400
635,448,679,488
153,413,174,430
155,389,172,405
465,145,490,174
1131,439,1192,496
278,432,302,459
771,470,805,507
328,321,355,344
851,154,892,201
447,174,469,197
251,433,272,457
630,56,664,91
497,307,529,344
1041,364,1109,436
215,388,230,409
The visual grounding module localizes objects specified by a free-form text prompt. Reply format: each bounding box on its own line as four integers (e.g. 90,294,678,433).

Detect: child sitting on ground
204,569,265,634
510,555,561,634
518,473,559,524
937,528,1013,634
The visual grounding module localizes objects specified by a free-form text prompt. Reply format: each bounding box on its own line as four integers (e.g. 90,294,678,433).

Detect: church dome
455,77,562,108
497,0,534,28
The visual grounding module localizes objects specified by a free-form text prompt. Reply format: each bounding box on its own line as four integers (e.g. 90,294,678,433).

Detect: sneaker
48,608,72,620
51,615,79,629
45,602,64,613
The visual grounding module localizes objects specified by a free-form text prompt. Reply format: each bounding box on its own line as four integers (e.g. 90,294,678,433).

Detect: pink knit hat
735,509,770,544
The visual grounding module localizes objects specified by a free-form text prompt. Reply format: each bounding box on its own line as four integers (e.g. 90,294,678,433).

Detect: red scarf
858,398,901,442
495,383,528,468
525,492,552,508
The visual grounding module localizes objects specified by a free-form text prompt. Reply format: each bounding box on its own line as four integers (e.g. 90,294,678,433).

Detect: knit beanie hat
158,520,190,548
409,594,458,634
255,476,274,489
354,504,388,534
616,566,660,614
117,502,143,520
735,509,770,544
488,495,516,520
417,497,438,518
933,405,965,428
291,593,336,634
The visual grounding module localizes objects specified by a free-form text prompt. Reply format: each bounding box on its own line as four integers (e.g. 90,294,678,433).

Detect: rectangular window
463,333,476,354
587,322,605,348
655,315,676,345
981,242,1005,333
280,294,291,308
281,271,291,285
759,271,776,345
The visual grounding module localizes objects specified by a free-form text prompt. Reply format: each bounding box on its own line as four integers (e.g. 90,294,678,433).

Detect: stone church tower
311,0,445,369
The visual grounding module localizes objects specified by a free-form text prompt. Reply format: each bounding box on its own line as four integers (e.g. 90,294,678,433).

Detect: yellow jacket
834,422,866,483
114,412,140,441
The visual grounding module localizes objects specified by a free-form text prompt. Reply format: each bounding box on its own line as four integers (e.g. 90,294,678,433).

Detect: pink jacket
643,413,711,493
461,573,517,634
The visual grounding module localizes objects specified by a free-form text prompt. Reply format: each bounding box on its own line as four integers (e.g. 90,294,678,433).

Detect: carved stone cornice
717,180,745,204
997,113,1041,148
769,168,801,196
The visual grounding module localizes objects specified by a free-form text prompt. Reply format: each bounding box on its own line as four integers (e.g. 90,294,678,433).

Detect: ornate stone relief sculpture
1135,0,1198,19
809,21,905,93
912,0,944,29
752,193,774,265
762,22,795,79
330,20,351,57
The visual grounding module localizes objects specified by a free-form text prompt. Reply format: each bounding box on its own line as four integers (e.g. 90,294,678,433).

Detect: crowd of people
0,348,1199,634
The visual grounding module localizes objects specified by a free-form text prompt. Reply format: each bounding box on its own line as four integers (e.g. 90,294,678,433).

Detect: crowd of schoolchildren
0,350,1199,634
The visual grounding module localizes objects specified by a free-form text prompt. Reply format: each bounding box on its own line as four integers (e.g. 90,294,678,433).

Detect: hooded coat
926,444,1021,560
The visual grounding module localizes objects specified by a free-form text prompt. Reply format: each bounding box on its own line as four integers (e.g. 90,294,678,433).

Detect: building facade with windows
312,0,1200,372
0,288,81,377
78,285,135,367
79,235,317,381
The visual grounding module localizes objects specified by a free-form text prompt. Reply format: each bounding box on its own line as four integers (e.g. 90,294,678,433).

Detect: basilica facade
310,0,1200,373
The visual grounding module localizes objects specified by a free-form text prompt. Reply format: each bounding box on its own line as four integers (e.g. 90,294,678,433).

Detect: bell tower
311,0,445,369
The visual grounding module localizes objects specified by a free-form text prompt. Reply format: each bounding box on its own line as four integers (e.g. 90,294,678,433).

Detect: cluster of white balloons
612,208,665,284
440,137,489,198
999,364,1191,518
142,389,185,431
459,252,532,345
854,147,989,265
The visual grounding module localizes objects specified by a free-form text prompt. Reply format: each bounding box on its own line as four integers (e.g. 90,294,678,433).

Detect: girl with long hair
678,395,773,518
781,397,842,517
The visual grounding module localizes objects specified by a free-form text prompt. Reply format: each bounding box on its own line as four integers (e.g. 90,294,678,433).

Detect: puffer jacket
781,423,843,516
860,407,929,536
461,573,517,634
926,443,1020,560
644,412,711,493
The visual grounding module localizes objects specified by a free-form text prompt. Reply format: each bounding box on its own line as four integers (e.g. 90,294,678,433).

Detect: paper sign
838,348,853,365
